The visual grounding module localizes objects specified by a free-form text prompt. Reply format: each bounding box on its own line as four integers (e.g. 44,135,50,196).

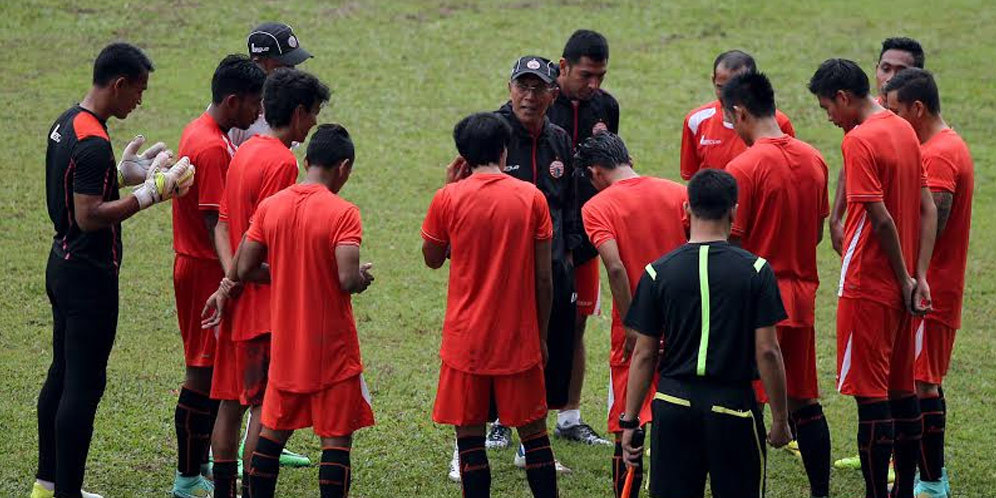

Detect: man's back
727,135,829,327
421,173,552,375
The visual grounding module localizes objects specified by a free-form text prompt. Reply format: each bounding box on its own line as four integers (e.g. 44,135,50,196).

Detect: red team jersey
173,112,235,259
581,176,688,366
219,135,298,341
421,174,553,375
680,100,796,180
247,183,364,392
837,111,925,309
728,135,830,327
922,129,974,329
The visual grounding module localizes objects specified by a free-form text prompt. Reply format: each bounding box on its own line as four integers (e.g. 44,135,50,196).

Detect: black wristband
618,414,640,430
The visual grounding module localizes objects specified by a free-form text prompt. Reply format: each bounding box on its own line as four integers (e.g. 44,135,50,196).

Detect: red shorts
575,258,601,316
173,255,223,367
607,363,655,433
914,317,956,385
261,375,375,438
836,297,914,397
433,362,547,427
754,326,820,403
236,333,271,407
210,314,239,401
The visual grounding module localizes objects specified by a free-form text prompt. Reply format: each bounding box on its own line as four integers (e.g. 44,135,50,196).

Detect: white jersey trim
838,212,867,297
687,107,717,136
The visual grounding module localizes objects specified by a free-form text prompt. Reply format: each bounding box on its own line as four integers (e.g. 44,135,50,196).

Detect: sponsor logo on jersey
699,136,722,146
549,160,565,178
49,124,61,143
250,43,270,54
504,164,521,172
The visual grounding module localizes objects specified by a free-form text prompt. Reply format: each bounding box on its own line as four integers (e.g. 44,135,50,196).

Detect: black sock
203,398,220,467
175,387,213,477
213,460,238,498
793,403,830,497
857,400,893,498
457,436,491,498
890,395,922,497
522,431,558,498
319,447,351,498
612,440,624,498
918,395,945,482
249,436,284,498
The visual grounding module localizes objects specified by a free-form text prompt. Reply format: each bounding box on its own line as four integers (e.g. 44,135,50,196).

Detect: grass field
2,0,995,496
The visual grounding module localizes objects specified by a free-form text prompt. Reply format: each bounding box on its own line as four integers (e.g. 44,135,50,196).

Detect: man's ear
339,158,352,175
559,58,568,75
550,86,560,101
913,100,927,119
729,204,739,224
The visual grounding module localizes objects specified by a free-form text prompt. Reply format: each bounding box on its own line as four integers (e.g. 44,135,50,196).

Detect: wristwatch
618,414,640,430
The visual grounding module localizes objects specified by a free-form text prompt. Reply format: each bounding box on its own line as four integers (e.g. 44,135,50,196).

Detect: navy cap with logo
247,22,313,67
510,55,558,84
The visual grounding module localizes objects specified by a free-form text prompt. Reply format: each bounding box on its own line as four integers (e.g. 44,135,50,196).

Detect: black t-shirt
624,241,786,385
46,105,122,273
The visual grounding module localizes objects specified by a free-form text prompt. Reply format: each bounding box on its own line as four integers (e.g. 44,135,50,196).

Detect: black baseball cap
247,22,313,66
510,55,558,84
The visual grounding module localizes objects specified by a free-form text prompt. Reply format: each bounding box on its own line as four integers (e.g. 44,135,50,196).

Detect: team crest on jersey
592,121,608,135
549,160,565,178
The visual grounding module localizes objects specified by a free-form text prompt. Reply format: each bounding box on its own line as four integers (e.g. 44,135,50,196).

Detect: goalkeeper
35,42,194,498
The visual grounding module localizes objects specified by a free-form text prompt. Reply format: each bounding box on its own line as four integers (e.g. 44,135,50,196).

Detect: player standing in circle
722,71,832,498
620,169,791,497
169,54,265,498
201,68,330,498
808,59,937,498
235,124,374,498
884,68,973,498
546,29,618,447
424,112,559,498
678,50,795,181
575,132,687,497
36,42,194,498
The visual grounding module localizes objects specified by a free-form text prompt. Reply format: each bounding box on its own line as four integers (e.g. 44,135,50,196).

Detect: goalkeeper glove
132,152,196,209
117,135,167,186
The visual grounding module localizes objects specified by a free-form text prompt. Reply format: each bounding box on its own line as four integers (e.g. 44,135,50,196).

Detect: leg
915,318,955,489
559,312,587,423
248,427,290,498
889,315,921,497
857,397,893,498
649,395,706,498
781,326,830,497
211,400,246,498
705,400,765,498
37,263,66,486
239,333,271,479
456,425,490,498
544,260,576,411
319,435,353,498
517,418,558,498
175,366,215,477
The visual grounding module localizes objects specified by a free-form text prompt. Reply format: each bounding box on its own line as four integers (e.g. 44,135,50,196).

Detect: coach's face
510,74,556,125
713,63,747,102
112,71,149,119
559,56,607,101
876,49,916,94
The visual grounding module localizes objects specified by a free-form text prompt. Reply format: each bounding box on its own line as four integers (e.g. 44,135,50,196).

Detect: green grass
2,0,995,496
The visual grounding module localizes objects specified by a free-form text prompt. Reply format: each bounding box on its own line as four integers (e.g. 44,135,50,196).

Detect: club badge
526,59,541,70
549,160,565,179
287,36,298,48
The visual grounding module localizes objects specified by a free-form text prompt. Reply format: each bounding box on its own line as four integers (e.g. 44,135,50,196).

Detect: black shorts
543,258,576,409
648,377,766,498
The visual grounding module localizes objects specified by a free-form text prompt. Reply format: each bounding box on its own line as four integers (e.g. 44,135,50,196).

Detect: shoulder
546,121,570,142
71,111,109,142
595,89,619,108
684,100,719,134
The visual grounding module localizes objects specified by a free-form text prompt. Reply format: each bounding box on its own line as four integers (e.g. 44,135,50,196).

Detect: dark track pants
544,259,576,409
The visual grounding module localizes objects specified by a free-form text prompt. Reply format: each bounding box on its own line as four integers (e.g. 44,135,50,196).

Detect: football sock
212,460,238,498
203,398,220,466
857,400,893,498
891,395,923,497
612,439,624,497
175,387,214,477
248,435,284,498
456,436,490,497
319,446,351,498
793,403,831,497
521,430,558,498
918,394,946,482
557,409,580,428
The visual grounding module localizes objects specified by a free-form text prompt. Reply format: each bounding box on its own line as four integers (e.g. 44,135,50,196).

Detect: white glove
117,135,167,186
132,152,196,209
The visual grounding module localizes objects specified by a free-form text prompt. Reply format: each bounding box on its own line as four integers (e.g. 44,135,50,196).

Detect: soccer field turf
2,0,995,496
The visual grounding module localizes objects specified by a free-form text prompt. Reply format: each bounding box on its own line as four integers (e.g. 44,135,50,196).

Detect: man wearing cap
228,22,313,147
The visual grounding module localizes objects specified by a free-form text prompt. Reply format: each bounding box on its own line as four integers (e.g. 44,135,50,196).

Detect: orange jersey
173,112,236,259
727,135,830,327
219,135,298,341
246,184,363,392
581,176,688,366
680,100,795,180
922,129,973,329
838,111,925,310
421,174,553,375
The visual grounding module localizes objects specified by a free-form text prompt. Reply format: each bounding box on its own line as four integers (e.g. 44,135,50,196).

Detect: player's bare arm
335,244,374,294
236,239,270,284
829,169,846,255
914,186,938,313
933,191,953,235
755,324,791,447
865,201,915,311
73,192,142,232
201,234,250,328
620,332,658,466
534,238,553,364
421,240,448,269
596,240,635,358
213,220,234,274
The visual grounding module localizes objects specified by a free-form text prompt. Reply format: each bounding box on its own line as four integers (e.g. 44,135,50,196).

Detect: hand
901,276,917,314
829,219,844,256
117,135,167,186
620,426,643,468
132,153,196,209
445,156,470,184
622,331,637,362
912,277,932,315
767,417,792,448
356,262,375,294
219,276,243,299
201,286,228,329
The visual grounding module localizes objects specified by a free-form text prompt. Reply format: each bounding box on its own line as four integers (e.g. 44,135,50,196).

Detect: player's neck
79,88,113,121
269,127,296,148
303,168,340,193
746,117,784,145
688,219,730,243
471,164,502,175
206,104,233,133
604,166,639,185
917,115,950,144
856,96,886,124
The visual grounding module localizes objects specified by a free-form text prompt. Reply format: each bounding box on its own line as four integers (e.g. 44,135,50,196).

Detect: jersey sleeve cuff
421,229,447,245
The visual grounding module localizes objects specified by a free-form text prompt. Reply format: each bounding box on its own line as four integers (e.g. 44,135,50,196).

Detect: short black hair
453,113,511,168
721,71,776,118
562,29,609,64
883,68,941,115
263,68,331,128
807,58,870,99
713,50,756,75
688,169,738,221
880,37,925,69
211,54,266,104
92,42,154,86
306,123,355,168
574,132,630,171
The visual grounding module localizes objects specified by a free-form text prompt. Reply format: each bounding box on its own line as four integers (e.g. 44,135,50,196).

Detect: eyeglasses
513,81,554,95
